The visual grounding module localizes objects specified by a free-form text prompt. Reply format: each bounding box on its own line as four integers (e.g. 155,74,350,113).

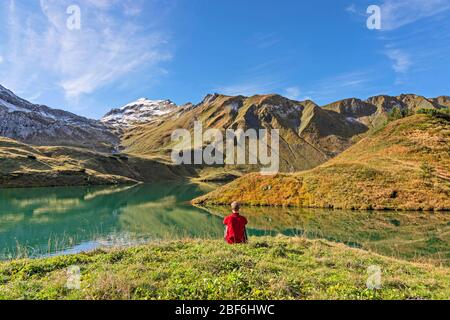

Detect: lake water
0,184,448,265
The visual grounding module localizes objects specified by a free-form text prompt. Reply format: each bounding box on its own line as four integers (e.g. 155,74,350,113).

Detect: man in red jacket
224,202,248,244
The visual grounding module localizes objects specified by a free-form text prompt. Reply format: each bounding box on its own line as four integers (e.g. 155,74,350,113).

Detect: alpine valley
1,83,449,301
0,83,449,210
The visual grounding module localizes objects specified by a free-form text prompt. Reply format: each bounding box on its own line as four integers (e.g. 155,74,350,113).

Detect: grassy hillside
0,137,195,188
194,114,450,211
0,237,448,300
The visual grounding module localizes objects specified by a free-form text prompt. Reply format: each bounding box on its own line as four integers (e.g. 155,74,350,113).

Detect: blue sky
1,0,450,119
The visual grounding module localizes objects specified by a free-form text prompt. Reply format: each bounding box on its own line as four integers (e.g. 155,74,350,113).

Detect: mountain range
0,83,449,190
113,91,448,173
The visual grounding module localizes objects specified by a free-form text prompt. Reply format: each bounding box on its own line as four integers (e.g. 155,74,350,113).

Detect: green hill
193,114,450,211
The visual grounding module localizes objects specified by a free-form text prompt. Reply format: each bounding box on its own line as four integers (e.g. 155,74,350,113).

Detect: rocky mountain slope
323,94,449,129
1,84,448,188
120,93,448,173
193,113,450,211
121,94,369,172
0,85,119,152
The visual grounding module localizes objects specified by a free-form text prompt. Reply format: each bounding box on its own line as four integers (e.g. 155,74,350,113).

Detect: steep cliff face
0,85,119,152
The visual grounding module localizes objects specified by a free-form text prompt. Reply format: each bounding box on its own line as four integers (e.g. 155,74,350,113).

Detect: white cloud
385,49,412,73
317,71,371,91
123,2,143,17
0,0,171,100
284,86,301,100
380,0,450,30
345,1,450,30
87,0,115,10
300,71,375,103
345,4,357,14
0,55,3,64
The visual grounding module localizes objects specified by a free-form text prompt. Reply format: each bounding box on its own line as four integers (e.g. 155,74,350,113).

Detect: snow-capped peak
121,98,171,109
101,98,179,128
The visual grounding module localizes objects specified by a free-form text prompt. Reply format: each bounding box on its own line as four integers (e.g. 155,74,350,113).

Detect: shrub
420,162,435,182
417,108,450,121
387,107,412,122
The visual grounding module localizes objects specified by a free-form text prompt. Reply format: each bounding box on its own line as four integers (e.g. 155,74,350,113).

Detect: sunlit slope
193,114,450,211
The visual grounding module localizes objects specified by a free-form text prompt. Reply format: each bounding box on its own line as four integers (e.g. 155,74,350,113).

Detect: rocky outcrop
324,94,445,128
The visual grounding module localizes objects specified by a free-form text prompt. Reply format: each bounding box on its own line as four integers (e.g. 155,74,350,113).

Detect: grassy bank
0,237,448,300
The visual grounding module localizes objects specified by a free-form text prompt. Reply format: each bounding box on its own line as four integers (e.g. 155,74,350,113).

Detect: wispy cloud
380,0,450,30
212,69,375,103
346,0,450,31
213,80,279,97
315,71,371,91
248,32,282,49
123,2,143,17
346,1,450,89
384,49,412,73
300,71,377,104
211,58,285,97
0,0,172,102
345,4,361,16
284,86,301,100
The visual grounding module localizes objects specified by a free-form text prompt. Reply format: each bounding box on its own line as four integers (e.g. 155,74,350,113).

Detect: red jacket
224,213,248,244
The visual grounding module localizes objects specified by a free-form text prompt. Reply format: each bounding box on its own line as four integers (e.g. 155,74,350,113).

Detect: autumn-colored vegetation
193,115,450,211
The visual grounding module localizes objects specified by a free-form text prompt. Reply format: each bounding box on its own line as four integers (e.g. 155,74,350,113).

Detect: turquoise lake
0,183,448,265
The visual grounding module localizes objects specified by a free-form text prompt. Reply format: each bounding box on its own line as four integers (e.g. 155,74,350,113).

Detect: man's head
231,201,240,213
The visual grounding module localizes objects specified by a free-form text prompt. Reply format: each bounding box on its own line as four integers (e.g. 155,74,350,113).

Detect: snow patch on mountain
0,84,119,152
0,98,31,113
102,98,179,128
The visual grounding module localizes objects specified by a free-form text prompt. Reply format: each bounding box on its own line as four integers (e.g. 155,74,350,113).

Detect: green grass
0,237,448,300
